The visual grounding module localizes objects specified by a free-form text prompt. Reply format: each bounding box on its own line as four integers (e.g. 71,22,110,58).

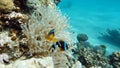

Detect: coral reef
109,52,120,68
72,33,120,68
72,46,112,68
0,53,9,64
0,57,54,68
72,33,113,68
0,0,75,68
1,0,119,68
93,45,106,56
99,28,120,46
76,33,92,48
0,0,14,12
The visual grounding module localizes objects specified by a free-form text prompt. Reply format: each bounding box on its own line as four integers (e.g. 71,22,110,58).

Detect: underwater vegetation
99,28,120,46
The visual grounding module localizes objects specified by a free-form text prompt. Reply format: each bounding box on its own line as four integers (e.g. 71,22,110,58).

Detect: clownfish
46,29,58,42
46,29,69,52
51,40,69,51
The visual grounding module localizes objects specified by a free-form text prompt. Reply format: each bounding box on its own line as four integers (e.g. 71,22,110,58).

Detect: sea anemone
21,5,72,57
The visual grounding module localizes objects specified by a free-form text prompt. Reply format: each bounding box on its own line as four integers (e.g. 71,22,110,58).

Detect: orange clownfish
46,29,69,51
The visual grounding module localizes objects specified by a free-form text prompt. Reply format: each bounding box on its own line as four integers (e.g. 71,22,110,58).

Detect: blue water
58,0,120,55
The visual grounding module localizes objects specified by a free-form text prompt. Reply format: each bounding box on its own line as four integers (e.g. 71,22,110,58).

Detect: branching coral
109,52,120,68
72,45,112,67
72,34,113,67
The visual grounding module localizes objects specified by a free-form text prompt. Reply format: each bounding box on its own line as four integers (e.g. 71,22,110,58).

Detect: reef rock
72,61,82,68
93,45,106,56
110,52,120,68
0,0,14,12
26,0,56,9
52,52,70,68
73,46,112,67
0,53,10,64
0,57,54,68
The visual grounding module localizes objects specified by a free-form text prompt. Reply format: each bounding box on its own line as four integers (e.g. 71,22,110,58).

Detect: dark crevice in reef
13,0,30,13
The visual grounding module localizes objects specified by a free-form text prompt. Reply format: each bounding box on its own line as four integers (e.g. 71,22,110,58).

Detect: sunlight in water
58,0,120,54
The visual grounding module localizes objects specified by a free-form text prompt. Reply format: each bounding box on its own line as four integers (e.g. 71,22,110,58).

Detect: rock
0,57,54,68
52,52,70,68
0,53,10,64
72,61,82,68
0,0,14,12
77,33,88,42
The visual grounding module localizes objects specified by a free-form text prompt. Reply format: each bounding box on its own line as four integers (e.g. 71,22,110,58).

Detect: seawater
58,0,120,55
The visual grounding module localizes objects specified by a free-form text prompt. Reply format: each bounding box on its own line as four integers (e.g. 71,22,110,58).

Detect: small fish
46,29,56,41
54,40,69,51
46,29,69,52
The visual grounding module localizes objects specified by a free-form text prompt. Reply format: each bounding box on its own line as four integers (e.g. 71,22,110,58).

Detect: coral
77,33,88,43
0,0,14,13
93,45,106,56
0,0,74,67
109,52,120,68
1,0,120,68
13,0,29,12
26,0,56,10
72,36,112,67
52,52,70,68
78,47,110,67
72,61,82,68
0,53,9,64
0,31,18,48
0,31,22,61
0,11,28,30
0,57,54,68
99,28,120,46
76,33,92,48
